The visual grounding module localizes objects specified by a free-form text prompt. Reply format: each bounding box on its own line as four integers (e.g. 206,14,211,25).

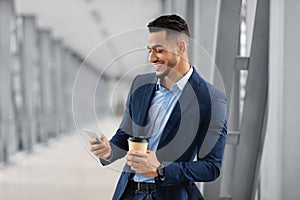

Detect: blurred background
0,0,299,200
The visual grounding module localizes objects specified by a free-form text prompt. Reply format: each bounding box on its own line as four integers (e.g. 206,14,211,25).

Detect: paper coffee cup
128,137,148,153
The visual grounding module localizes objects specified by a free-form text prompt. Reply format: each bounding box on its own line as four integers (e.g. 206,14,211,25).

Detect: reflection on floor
0,127,121,200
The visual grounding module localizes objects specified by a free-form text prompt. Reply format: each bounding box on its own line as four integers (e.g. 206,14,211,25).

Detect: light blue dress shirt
133,67,194,183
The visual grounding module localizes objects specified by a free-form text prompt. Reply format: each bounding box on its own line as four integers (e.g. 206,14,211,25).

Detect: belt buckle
135,182,143,193
137,182,141,191
135,182,154,193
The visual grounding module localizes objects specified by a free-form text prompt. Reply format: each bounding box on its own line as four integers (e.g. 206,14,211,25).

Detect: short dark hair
147,14,190,38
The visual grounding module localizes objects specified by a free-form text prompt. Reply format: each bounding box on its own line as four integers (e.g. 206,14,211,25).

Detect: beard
155,57,177,78
156,66,171,78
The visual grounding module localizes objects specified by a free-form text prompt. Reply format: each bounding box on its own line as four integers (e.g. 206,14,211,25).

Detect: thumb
99,134,107,141
146,150,153,154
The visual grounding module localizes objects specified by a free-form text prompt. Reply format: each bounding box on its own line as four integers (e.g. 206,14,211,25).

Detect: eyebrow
147,44,165,49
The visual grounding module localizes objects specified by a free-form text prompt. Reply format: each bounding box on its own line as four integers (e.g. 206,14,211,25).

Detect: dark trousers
120,182,156,200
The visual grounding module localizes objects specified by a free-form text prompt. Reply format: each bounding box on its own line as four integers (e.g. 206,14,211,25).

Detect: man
90,14,227,200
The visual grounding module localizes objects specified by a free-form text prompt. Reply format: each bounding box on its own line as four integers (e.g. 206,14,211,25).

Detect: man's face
147,30,179,78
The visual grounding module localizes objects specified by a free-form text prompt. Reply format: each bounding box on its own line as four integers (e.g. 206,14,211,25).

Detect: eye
155,49,163,53
147,48,164,54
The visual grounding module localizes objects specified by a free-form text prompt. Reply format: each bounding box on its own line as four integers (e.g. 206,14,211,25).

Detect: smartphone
83,128,102,144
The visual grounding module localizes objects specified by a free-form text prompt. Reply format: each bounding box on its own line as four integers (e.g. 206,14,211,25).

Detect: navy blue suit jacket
102,68,227,200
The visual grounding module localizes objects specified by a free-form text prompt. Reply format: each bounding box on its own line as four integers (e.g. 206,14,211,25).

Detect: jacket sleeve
157,89,227,186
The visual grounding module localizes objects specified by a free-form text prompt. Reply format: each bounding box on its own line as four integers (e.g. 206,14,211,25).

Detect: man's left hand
126,150,160,177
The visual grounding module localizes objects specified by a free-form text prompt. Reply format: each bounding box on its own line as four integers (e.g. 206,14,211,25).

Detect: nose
149,51,157,63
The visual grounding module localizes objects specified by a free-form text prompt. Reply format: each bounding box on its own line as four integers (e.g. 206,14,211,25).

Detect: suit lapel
157,70,202,149
133,74,157,136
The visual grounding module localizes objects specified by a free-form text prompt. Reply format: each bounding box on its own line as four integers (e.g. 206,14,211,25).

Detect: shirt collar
156,66,193,91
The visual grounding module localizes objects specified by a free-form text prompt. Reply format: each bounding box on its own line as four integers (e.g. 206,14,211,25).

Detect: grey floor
0,120,121,200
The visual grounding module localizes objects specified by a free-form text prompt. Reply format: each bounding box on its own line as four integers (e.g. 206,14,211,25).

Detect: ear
177,40,186,54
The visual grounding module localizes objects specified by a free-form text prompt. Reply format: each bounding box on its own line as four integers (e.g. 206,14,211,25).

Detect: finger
90,144,100,151
89,138,99,145
95,153,107,159
130,166,138,172
90,142,107,151
98,151,111,159
102,152,112,159
146,150,153,154
126,154,139,161
99,134,107,142
127,160,139,170
126,155,138,163
127,151,147,157
92,148,108,156
127,160,132,166
127,157,145,166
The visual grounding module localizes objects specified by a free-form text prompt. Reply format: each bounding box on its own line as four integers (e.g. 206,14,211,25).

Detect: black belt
127,180,156,192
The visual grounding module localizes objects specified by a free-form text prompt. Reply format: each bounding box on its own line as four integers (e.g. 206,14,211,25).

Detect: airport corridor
0,118,120,200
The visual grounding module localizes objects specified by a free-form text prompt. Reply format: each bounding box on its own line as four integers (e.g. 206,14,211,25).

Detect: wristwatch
156,163,165,180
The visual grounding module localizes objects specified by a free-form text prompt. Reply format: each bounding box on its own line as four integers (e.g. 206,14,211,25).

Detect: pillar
19,15,39,149
39,29,55,141
0,0,16,162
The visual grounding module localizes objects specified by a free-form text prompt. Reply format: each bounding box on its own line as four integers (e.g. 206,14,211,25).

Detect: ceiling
15,0,163,77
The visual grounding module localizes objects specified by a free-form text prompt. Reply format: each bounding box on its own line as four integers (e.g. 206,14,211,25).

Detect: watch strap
156,163,165,181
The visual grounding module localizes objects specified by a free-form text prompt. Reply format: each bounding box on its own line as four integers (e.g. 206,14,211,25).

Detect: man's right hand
89,134,112,160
